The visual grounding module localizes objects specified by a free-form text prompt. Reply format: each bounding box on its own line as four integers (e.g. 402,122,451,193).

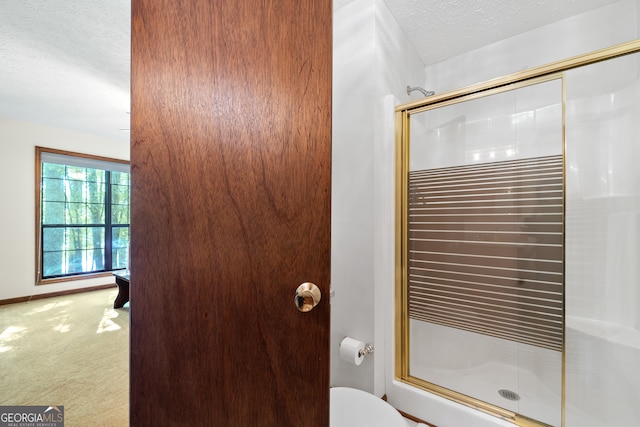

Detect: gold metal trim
394,109,410,379
404,376,515,421
560,72,568,427
395,39,640,427
515,414,556,427
403,376,556,426
405,72,563,116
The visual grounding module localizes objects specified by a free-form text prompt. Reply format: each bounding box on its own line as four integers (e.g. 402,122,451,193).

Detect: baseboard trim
0,284,117,306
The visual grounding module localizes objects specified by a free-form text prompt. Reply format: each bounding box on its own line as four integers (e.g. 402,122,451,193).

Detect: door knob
294,282,321,312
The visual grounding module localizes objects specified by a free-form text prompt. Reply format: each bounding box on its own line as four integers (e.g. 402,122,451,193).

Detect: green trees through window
37,148,130,281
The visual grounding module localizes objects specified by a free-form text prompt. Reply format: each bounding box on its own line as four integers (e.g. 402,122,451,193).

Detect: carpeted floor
0,288,129,426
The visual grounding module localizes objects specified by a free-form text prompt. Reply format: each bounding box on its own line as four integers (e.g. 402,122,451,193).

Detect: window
36,147,130,283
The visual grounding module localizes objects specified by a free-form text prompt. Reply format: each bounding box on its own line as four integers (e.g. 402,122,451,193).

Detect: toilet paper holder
359,343,374,358
339,337,374,365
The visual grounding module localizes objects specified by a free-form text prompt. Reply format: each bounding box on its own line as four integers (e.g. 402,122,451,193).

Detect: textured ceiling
382,0,618,65
0,0,620,143
0,0,130,142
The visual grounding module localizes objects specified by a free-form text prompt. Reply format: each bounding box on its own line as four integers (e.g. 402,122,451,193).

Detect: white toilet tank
330,387,408,427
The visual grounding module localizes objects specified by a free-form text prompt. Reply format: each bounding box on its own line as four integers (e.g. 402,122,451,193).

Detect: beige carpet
0,288,129,426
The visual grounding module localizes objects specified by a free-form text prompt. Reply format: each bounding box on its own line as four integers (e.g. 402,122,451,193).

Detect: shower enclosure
395,41,640,427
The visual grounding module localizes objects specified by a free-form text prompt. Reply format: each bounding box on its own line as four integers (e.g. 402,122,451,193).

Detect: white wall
0,118,129,301
331,0,424,395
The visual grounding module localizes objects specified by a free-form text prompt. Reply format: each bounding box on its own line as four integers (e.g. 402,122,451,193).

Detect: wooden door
129,1,332,426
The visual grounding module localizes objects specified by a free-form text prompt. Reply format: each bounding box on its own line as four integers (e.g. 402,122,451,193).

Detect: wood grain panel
130,1,332,425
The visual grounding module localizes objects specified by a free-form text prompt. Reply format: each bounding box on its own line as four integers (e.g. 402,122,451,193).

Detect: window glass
38,148,129,281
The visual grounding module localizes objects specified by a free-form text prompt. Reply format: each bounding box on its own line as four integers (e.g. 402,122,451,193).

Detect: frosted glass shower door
406,78,564,426
564,51,640,427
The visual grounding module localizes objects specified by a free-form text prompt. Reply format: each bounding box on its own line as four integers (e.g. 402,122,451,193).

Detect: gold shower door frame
394,40,640,427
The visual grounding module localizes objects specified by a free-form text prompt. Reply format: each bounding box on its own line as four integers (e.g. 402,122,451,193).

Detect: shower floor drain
498,389,520,401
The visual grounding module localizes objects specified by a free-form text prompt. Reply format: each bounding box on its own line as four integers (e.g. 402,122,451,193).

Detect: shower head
407,85,435,97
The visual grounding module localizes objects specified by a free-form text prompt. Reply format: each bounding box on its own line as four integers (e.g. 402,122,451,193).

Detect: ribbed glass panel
408,155,564,351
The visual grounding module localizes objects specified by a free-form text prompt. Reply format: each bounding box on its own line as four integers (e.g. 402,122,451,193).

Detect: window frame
35,147,130,285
